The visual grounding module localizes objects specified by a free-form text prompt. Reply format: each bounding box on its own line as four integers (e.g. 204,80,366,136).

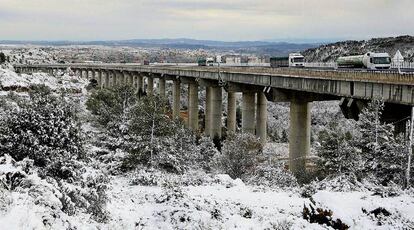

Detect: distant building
224,55,241,64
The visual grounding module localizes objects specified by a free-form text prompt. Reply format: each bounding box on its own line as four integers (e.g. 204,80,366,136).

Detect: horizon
1,0,413,41
1,35,411,45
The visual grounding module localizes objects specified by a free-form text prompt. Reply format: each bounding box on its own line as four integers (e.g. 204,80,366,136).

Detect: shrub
216,133,262,179
248,161,298,188
0,86,84,179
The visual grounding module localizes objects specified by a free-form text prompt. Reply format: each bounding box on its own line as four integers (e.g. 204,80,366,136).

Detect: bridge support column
188,82,199,131
205,87,212,136
96,70,102,88
104,71,109,88
159,78,166,98
211,87,222,140
122,72,129,86
227,92,237,134
172,79,181,120
120,71,125,85
256,92,267,144
132,74,137,88
137,75,144,96
111,71,116,87
147,77,154,95
128,73,133,86
242,92,256,134
289,99,311,176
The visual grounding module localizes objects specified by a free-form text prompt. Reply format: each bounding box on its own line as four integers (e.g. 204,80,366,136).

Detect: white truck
336,52,391,70
288,53,305,67
270,53,305,68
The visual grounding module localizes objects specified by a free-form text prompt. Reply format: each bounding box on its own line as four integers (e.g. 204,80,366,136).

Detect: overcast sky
0,0,412,42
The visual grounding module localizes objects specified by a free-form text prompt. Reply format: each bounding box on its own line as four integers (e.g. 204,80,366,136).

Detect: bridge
14,64,414,175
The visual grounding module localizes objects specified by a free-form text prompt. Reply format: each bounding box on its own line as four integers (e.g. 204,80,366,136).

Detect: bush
0,52,6,64
0,86,84,179
248,161,298,188
216,133,263,179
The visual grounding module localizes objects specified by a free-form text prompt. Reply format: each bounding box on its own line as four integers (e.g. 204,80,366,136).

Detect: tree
356,100,407,185
317,121,362,177
86,85,138,127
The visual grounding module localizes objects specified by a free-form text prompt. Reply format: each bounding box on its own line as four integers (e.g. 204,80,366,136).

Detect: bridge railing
391,61,414,69
304,62,337,69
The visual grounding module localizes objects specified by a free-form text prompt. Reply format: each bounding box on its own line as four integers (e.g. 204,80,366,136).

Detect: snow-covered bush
0,86,85,179
248,161,298,189
197,136,220,172
216,133,263,179
0,52,7,64
0,154,110,224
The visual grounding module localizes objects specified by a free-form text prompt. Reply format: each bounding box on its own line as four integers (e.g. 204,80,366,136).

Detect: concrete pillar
159,78,166,98
205,87,212,136
96,70,102,88
128,73,133,86
172,79,181,119
242,92,256,134
137,75,144,95
147,77,154,95
119,71,125,85
132,74,137,88
256,92,268,144
289,100,311,176
210,87,222,140
104,71,110,88
123,72,129,86
111,71,116,87
188,82,199,131
227,92,237,133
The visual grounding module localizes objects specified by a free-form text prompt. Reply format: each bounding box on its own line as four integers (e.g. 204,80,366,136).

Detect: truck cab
362,52,391,70
289,53,305,67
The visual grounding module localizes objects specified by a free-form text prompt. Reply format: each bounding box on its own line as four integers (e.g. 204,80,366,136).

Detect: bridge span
14,64,414,175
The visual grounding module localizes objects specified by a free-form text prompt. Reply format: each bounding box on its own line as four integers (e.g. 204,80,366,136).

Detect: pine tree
317,121,362,176
357,100,407,185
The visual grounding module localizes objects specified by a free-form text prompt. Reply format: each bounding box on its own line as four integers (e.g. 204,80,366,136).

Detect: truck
198,58,214,66
336,52,391,70
270,53,305,68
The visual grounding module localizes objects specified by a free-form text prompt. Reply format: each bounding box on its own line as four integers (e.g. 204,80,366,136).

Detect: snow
1,62,414,229
0,68,87,92
314,191,414,229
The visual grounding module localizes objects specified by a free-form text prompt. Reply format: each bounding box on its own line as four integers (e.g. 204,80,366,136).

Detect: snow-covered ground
1,65,414,229
0,66,87,93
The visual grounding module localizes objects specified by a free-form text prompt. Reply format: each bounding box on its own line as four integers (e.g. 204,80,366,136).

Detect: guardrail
304,62,337,68
391,62,414,69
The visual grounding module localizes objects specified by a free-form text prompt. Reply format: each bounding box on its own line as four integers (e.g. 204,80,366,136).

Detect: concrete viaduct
14,64,414,176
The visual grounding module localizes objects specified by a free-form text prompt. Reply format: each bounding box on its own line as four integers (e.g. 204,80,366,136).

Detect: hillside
0,38,318,56
302,35,414,62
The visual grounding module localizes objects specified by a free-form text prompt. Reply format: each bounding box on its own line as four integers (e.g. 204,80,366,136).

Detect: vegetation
317,100,409,187
0,85,84,179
